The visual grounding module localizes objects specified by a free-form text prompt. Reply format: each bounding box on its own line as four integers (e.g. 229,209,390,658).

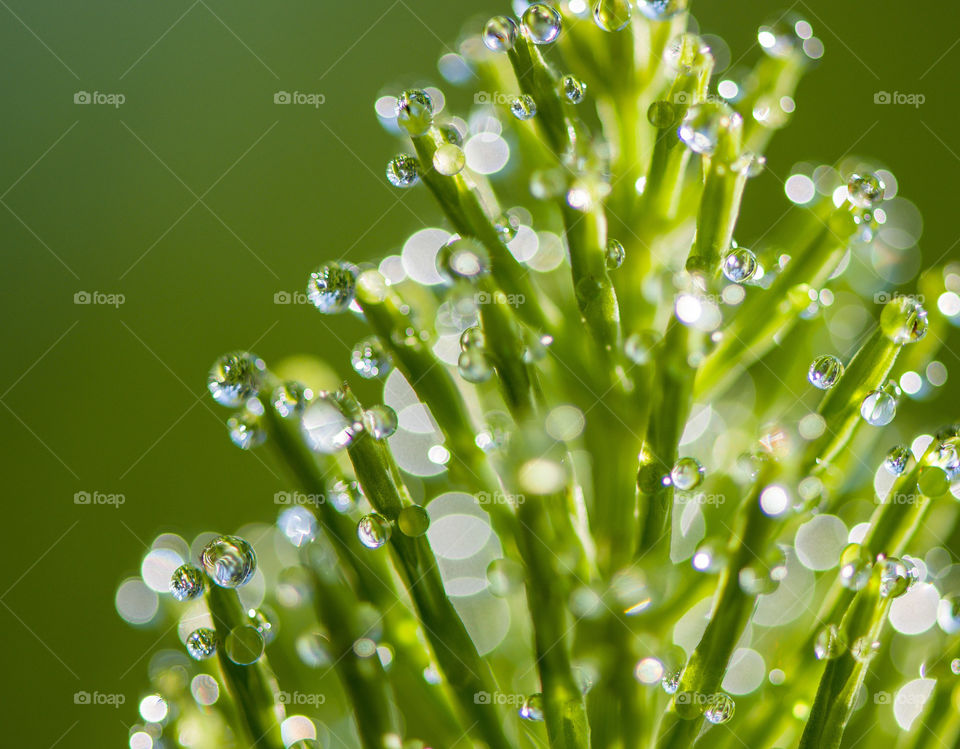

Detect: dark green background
1,1,955,745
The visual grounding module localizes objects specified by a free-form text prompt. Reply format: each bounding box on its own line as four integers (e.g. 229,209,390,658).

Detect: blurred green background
1,1,956,744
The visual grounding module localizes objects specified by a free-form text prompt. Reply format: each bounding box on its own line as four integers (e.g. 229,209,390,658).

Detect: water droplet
663,33,708,72
721,247,758,283
880,296,928,344
357,513,392,549
593,0,632,31
510,94,537,121
437,237,490,283
278,506,317,547
808,355,844,390
186,628,217,660
670,457,705,491
248,607,278,644
519,693,545,721
228,405,267,450
521,4,562,44
307,261,358,314
860,390,897,427
703,693,735,725
329,479,362,513
678,102,742,156
849,636,880,663
396,89,434,136
208,352,266,407
433,143,466,176
386,154,420,188
757,15,808,58
934,437,960,480
458,348,494,383
661,669,682,694
883,445,913,476
637,0,684,21
170,565,205,601
460,326,485,351
839,543,872,590
397,505,430,536
561,75,586,104
846,172,885,209
487,558,524,595
363,404,398,440
272,381,312,418
201,536,257,588
624,330,660,365
483,16,518,52
225,624,265,665
494,212,520,243
814,624,845,660
735,151,766,177
605,239,625,270
302,395,357,453
880,557,913,598
647,100,677,128
351,336,393,379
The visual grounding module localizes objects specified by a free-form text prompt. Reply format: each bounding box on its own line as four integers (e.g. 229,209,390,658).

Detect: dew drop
397,505,430,536
703,693,735,725
208,352,266,408
307,261,358,314
186,628,217,660
396,89,434,136
519,693,545,721
278,506,317,548
386,155,420,188
670,457,705,491
225,624,265,665
637,0,684,21
593,0,632,31
721,247,758,283
170,565,205,602
860,390,897,427
847,172,885,209
437,237,490,283
363,404,398,440
302,396,357,453
329,478,362,513
510,94,537,121
661,669,682,694
757,15,808,59
483,16,518,52
561,75,586,104
357,513,392,549
605,239,625,270
200,536,257,589
272,381,312,418
880,296,928,344
351,336,393,379
458,348,494,383
808,355,844,390
433,143,466,176
495,212,520,243
228,405,266,450
814,624,845,660
678,102,742,156
879,557,913,598
248,607,278,644
460,325,485,351
838,543,872,591
521,4,562,44
647,100,676,129
883,445,913,476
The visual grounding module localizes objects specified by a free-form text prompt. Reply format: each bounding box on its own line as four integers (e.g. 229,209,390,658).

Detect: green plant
120,3,960,748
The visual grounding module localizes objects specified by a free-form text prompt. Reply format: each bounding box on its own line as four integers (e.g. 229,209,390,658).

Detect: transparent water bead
879,556,913,598
850,636,880,663
637,0,684,21
329,478,362,513
396,89,433,136
814,624,844,660
186,628,217,660
228,406,267,450
605,239,625,270
302,396,357,453
647,100,676,129
437,237,490,283
839,543,872,590
386,155,420,188
510,94,537,121
663,33,709,73
847,172,885,209
225,624,265,665
201,536,257,588
351,336,393,379
704,693,735,725
357,513,392,549
934,436,960,479
808,355,844,390
661,669,682,694
519,693,545,721
678,103,742,156
272,381,311,418
860,389,897,427
883,445,912,476
170,564,205,602
397,505,430,536
208,352,266,407
363,404,398,440
278,506,317,547
670,457,705,491
458,348,494,383
880,296,928,344
306,261,358,314
721,247,758,283
521,4,562,44
433,143,466,176
757,14,808,59
483,16,518,52
593,0,632,31
460,325,485,351
561,75,586,104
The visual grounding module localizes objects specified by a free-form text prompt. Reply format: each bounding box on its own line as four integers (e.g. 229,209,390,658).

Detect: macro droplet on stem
808,354,844,390
458,348,494,383
351,336,393,379
396,89,434,136
605,239,625,270
678,102,742,156
593,0,632,32
519,693,545,721
208,352,266,408
433,143,466,176
306,261,359,314
357,513,392,549
436,237,490,284
880,296,928,344
860,389,897,426
228,403,267,450
201,535,257,588
225,624,265,665
636,0,684,21
397,505,430,536
483,16,519,52
670,457,705,491
561,75,586,104
510,94,537,121
521,4,562,44
721,247,758,283
170,565,205,602
883,445,912,476
272,381,312,418
847,172,885,209
814,624,844,660
363,404,398,440
186,628,217,660
386,155,420,188
703,693,735,725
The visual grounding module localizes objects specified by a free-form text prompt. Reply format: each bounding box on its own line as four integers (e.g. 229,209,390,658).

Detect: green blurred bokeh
1,1,956,744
